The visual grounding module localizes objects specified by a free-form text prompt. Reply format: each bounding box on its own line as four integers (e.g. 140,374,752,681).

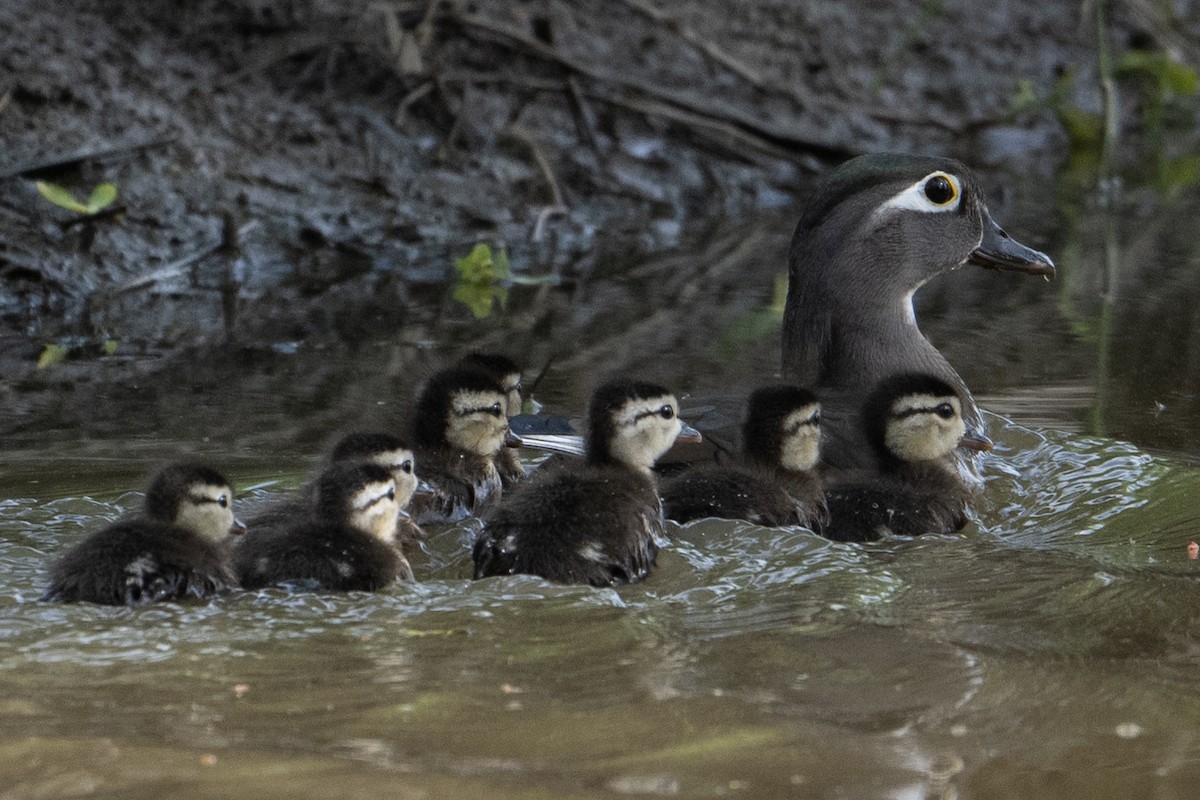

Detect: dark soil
0,0,1184,447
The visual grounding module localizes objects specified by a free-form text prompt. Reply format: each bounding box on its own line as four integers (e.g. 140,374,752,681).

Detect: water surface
3,182,1200,798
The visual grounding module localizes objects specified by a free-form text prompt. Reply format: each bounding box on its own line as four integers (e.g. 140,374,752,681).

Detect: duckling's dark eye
400,460,412,474
217,495,229,509
934,403,955,419
924,175,956,205
659,405,675,420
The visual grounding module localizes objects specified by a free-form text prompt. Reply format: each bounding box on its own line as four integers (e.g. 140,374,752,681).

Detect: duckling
821,373,991,542
233,462,412,591
245,431,422,545
662,385,825,527
328,431,424,545
473,378,694,587
43,463,245,605
457,352,526,486
781,154,1053,477
407,365,512,523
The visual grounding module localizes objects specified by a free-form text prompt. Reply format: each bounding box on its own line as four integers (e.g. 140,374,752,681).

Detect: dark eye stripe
457,403,504,417
894,405,956,419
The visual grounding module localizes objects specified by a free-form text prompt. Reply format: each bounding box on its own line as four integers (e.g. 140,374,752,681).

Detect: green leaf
35,181,90,214
102,339,119,356
86,183,118,214
37,343,69,369
453,281,498,319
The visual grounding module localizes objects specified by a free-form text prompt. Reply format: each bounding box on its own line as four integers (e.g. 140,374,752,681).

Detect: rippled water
3,414,1200,799
5,178,1200,797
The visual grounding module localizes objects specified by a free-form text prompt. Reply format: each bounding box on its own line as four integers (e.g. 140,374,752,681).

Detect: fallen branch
0,137,175,181
447,9,850,161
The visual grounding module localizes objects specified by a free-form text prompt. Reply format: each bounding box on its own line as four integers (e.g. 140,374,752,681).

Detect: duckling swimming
43,463,245,605
457,352,526,486
408,365,512,523
781,154,1053,476
472,378,693,587
662,385,825,528
822,373,990,542
234,462,412,591
245,431,422,545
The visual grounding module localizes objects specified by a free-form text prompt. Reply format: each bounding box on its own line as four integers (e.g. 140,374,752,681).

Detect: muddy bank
0,0,1192,444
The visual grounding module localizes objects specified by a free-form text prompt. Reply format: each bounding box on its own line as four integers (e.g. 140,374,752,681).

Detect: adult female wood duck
782,153,1053,477
822,373,991,542
43,463,246,605
661,385,825,528
472,378,697,587
234,462,412,590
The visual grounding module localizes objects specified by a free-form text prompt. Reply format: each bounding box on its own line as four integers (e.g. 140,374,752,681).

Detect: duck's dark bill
504,431,524,448
968,214,1055,278
676,423,704,445
958,433,994,453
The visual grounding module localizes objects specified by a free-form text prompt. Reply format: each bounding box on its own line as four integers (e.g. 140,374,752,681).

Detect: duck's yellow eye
923,174,957,205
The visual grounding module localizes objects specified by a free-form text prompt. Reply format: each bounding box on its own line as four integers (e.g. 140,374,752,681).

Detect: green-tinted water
3,184,1200,798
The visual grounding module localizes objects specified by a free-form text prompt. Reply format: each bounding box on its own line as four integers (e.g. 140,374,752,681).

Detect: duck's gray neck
782,255,978,428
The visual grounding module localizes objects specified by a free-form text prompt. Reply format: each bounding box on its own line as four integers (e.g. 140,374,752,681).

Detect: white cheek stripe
871,172,962,219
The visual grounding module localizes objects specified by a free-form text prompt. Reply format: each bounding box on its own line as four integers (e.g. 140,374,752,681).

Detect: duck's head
413,366,510,458
145,462,246,543
863,374,976,466
330,432,417,509
786,153,1054,307
586,379,685,473
457,352,523,417
316,462,399,543
742,385,822,472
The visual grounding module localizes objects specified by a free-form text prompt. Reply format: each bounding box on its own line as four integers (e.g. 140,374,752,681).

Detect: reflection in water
2,190,1200,797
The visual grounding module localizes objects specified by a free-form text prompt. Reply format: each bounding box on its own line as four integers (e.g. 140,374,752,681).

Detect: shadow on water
3,183,1200,797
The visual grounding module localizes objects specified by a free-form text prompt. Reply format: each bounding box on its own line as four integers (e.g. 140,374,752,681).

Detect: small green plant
36,338,119,369
454,243,511,319
452,243,558,318
35,181,118,216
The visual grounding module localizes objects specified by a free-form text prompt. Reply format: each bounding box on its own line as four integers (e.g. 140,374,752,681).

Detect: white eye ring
874,171,963,216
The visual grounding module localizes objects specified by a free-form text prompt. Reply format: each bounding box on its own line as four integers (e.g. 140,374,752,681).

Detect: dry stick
0,137,175,181
506,125,567,243
613,0,766,85
448,9,849,161
0,88,12,117
608,0,956,130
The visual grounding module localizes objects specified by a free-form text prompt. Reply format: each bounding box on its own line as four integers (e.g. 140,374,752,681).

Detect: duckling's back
45,520,235,605
473,466,662,587
233,522,411,591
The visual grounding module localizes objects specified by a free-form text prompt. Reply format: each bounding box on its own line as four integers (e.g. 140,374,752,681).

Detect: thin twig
448,9,850,160
0,88,12,117
0,137,175,181
506,124,568,242
613,0,765,85
507,124,565,208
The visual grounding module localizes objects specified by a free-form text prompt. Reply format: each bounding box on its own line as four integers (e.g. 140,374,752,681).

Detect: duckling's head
787,154,1054,300
316,462,399,543
413,366,509,457
458,352,523,416
330,432,417,509
742,385,822,472
863,374,966,466
586,379,682,472
145,462,245,543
